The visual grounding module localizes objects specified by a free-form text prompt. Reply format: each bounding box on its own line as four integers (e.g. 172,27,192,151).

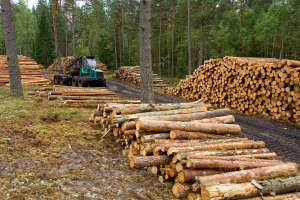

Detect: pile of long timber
92,102,300,199
47,56,109,74
166,57,300,123
0,55,50,86
112,66,168,87
46,85,119,107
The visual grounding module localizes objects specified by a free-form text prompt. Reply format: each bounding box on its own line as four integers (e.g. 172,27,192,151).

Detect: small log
135,130,160,138
136,120,241,135
186,159,283,170
178,169,223,183
140,108,231,122
172,183,193,198
151,166,159,175
121,121,136,132
140,133,170,142
140,148,153,156
130,155,172,168
188,154,279,162
168,141,265,155
242,193,300,200
187,193,202,200
124,129,136,135
196,163,298,187
190,115,235,124
170,130,230,140
201,176,300,200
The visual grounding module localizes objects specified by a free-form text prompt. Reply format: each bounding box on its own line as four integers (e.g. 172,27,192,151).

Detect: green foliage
35,0,55,68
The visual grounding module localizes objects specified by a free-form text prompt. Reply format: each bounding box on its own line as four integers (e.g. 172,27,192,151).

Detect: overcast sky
13,0,85,9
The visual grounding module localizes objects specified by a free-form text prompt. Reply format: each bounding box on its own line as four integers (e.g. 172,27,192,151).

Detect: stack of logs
46,85,119,107
166,57,300,123
112,66,168,87
0,55,50,86
47,56,109,74
90,101,300,199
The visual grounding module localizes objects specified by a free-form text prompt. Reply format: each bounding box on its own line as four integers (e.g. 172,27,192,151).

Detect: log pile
90,101,299,199
47,56,109,74
0,55,50,86
165,57,300,123
112,66,168,87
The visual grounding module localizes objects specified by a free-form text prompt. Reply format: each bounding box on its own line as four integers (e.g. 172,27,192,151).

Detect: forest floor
0,85,177,200
1,75,300,199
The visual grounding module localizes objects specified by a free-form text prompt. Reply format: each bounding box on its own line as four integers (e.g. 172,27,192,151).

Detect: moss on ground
0,85,175,200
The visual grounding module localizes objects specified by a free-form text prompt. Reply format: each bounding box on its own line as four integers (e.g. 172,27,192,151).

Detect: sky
13,0,85,9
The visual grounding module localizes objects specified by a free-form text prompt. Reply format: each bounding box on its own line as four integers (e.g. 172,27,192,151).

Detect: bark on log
139,108,231,122
178,169,223,183
190,115,235,124
112,106,209,124
186,159,283,170
170,130,230,140
121,102,208,114
161,138,249,152
179,148,270,161
140,133,170,142
130,155,172,168
135,130,161,138
242,193,300,200
121,121,136,132
124,129,136,135
168,141,265,155
172,183,193,198
140,147,153,156
201,176,300,200
136,120,241,135
188,154,279,162
196,163,298,187
187,193,202,200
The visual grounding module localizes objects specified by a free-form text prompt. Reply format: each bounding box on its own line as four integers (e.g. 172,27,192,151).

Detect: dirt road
107,79,300,164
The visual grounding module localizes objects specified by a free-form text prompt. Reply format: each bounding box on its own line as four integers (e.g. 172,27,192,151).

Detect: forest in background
0,0,299,78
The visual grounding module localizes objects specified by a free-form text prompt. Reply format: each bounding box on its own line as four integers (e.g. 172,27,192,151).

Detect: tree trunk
167,141,265,155
178,169,222,183
139,0,155,104
242,193,300,200
201,176,300,200
71,1,76,58
188,153,277,160
190,115,235,124
196,163,298,187
188,0,192,75
114,24,118,70
172,183,193,198
170,130,230,140
158,3,162,77
112,106,209,124
171,0,175,77
129,155,172,168
187,193,202,200
186,159,282,170
136,120,241,135
1,0,23,97
141,108,231,122
121,121,136,132
51,0,61,73
121,102,207,115
141,133,170,143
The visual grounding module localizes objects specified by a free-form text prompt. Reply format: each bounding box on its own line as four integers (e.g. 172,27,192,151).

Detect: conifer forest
0,0,300,78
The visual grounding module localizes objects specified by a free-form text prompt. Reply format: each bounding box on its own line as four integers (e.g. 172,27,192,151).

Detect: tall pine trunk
52,0,61,73
1,0,23,97
158,3,162,77
188,0,191,75
139,0,155,104
72,1,76,58
171,0,175,77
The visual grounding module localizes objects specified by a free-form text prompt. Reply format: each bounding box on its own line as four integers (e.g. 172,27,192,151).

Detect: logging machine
53,55,106,87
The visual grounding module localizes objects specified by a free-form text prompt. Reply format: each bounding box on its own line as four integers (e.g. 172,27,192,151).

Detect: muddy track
107,79,300,164
106,79,183,103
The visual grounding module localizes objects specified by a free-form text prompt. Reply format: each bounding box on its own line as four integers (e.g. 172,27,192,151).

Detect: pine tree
35,2,55,68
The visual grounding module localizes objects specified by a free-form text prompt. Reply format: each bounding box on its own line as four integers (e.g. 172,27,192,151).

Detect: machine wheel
60,76,69,85
54,75,60,85
100,79,106,88
72,76,79,86
78,77,89,87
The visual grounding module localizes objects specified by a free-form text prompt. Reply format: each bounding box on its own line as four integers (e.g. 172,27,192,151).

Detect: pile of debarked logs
90,101,300,199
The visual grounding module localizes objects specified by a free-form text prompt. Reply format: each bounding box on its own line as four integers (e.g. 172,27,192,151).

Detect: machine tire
54,75,60,85
100,79,106,88
78,77,89,87
72,76,79,86
60,76,69,85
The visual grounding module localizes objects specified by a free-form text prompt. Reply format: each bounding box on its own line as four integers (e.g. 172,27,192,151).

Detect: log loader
53,55,106,87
